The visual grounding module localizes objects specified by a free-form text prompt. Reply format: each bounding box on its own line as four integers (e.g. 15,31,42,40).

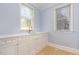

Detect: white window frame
54,4,73,32
20,3,35,32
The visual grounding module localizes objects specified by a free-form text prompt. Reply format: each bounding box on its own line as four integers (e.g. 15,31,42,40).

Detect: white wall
40,3,79,49
33,8,41,32
0,3,20,36
0,3,40,36
40,9,51,32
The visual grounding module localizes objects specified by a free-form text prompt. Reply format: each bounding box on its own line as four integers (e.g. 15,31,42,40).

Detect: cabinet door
28,34,48,55
32,34,48,54
0,39,17,55
18,33,48,55
18,36,31,55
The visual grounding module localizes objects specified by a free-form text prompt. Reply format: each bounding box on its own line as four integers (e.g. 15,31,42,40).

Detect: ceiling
29,3,59,10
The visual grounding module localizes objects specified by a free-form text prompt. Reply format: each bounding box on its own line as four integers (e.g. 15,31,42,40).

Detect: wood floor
36,46,75,55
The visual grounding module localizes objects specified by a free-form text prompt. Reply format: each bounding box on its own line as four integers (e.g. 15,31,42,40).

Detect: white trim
70,4,74,31
0,33,30,39
31,4,60,11
48,42,79,54
0,32,48,39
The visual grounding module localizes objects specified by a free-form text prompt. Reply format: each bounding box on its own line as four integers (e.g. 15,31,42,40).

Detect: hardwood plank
36,46,76,55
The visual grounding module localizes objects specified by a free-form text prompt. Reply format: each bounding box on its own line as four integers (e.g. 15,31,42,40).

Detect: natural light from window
21,4,33,32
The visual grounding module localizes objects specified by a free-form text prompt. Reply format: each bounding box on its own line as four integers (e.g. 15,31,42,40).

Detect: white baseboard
48,42,79,54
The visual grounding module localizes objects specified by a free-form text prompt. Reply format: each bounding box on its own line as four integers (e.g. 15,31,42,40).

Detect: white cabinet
18,34,48,55
18,36,31,54
0,33,48,55
32,34,48,54
0,44,17,55
0,38,17,55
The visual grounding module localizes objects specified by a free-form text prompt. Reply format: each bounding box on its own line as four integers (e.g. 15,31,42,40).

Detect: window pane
20,4,33,31
56,5,70,20
56,5,71,31
21,5,33,19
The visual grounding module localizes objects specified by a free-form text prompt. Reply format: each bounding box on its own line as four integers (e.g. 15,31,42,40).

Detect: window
54,4,73,31
20,4,33,32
